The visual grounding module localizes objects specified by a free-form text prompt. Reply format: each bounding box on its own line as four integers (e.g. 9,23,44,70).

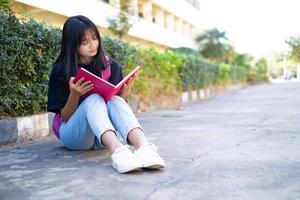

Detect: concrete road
0,82,299,200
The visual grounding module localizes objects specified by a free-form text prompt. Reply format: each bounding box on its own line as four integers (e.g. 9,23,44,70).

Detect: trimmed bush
135,48,183,97
0,10,61,119
103,37,183,99
171,48,220,90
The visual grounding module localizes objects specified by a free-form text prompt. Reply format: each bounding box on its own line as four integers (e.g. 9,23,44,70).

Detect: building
12,0,201,50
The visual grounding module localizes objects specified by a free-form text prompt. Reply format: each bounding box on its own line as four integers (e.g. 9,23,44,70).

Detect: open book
73,66,141,102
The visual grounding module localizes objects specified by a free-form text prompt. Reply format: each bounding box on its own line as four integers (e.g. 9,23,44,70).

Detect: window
138,12,144,18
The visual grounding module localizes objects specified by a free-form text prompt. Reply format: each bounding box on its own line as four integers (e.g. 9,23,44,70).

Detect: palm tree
195,28,228,62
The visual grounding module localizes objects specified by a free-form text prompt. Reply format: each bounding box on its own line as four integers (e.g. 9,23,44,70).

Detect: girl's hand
69,77,94,98
120,77,134,98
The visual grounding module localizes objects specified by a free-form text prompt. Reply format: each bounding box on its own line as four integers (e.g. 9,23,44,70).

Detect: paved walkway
0,82,299,200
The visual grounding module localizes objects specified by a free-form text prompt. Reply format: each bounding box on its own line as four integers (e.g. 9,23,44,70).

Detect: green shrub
102,36,139,66
230,65,248,84
171,48,220,90
136,48,183,97
218,63,231,84
103,37,183,99
248,58,268,82
0,10,61,118
0,0,12,10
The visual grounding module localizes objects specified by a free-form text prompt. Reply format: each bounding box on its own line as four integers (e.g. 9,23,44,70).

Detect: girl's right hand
69,77,94,98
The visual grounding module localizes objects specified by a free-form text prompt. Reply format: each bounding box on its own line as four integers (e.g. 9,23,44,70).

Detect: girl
47,15,165,173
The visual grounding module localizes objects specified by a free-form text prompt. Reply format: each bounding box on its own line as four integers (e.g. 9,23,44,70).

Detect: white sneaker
134,142,165,169
111,145,143,173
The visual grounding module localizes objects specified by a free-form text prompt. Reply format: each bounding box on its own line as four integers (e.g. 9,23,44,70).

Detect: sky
198,0,300,58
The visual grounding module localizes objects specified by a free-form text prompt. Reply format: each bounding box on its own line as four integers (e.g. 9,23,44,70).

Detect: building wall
12,0,201,50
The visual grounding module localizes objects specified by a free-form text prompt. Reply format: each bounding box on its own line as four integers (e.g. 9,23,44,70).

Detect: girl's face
78,30,99,64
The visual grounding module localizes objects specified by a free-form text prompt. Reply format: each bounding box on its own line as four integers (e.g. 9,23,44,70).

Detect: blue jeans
59,94,142,150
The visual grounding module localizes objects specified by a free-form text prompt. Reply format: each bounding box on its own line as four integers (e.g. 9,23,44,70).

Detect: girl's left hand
120,77,134,98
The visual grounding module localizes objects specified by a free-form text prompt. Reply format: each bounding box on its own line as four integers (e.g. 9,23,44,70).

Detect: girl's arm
60,77,93,122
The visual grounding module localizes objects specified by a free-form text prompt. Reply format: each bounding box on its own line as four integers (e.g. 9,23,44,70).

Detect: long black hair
55,15,109,80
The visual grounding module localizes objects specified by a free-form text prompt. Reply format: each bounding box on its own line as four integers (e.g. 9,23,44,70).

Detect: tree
286,35,300,63
254,58,268,77
222,44,238,64
108,0,132,39
194,28,229,62
0,0,12,10
234,53,253,71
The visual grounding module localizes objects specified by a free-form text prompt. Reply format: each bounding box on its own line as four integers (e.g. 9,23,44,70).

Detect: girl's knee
80,94,107,112
85,94,105,104
108,95,125,103
107,95,126,108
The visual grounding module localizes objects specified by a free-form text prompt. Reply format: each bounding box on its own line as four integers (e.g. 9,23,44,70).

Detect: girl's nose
90,41,97,49
89,42,94,48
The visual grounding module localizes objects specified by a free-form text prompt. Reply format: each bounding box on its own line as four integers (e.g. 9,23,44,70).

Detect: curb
181,84,246,103
0,113,54,147
0,84,246,147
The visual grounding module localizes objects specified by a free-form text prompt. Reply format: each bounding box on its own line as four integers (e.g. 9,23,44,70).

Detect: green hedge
103,37,183,99
171,48,249,90
218,63,248,85
0,10,61,119
134,48,183,98
172,48,220,90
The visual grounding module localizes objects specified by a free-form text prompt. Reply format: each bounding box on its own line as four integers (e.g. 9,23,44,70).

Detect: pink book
73,66,141,102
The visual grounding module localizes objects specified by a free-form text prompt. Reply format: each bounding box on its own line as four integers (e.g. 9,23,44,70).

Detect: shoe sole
143,163,165,169
119,167,142,173
113,163,142,173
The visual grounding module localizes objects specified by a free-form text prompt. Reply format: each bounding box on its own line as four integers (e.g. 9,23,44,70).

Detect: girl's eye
82,40,88,45
92,35,98,40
